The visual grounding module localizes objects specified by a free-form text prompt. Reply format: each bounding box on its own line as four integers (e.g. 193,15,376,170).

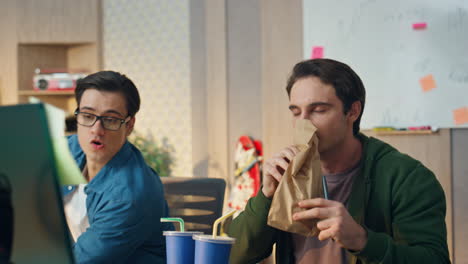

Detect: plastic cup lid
163,231,203,236
193,234,236,244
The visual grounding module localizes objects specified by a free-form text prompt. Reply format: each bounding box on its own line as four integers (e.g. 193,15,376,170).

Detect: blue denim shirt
63,135,173,264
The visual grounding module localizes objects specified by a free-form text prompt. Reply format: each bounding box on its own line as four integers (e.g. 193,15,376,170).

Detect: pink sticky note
412,22,427,30
311,46,324,59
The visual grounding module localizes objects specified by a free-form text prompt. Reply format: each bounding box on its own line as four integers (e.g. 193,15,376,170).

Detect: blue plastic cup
193,234,236,264
164,231,203,264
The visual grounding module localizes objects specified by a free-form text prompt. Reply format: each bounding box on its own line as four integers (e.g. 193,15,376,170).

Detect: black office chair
161,177,226,234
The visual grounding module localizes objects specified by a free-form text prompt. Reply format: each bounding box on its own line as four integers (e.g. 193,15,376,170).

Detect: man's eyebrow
80,106,96,112
307,102,332,108
79,107,125,117
288,102,332,110
102,110,125,117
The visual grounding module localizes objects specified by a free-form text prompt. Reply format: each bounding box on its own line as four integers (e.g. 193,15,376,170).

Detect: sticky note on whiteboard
311,46,324,59
412,22,427,29
419,74,436,92
453,107,468,125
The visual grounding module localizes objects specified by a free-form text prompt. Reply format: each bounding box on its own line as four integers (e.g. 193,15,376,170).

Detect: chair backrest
161,177,226,235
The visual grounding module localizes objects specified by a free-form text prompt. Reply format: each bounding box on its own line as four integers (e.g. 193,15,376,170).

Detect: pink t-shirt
292,163,361,264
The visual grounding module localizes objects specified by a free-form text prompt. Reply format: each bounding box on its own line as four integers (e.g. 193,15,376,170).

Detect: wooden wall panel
364,129,453,260
68,43,100,73
260,0,303,159
0,0,18,105
451,128,468,264
190,0,208,177
205,0,229,180
226,0,262,185
16,0,99,44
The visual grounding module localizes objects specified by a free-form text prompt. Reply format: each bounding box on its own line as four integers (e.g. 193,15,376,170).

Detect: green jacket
228,134,450,264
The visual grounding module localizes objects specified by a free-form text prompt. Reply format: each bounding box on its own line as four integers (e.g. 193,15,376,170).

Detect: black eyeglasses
74,111,130,131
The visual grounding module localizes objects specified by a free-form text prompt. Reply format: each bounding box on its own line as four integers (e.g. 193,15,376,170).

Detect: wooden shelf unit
0,0,101,114
17,43,99,113
18,89,76,113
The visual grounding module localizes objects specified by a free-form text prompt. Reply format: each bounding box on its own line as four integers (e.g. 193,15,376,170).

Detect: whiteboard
303,0,468,128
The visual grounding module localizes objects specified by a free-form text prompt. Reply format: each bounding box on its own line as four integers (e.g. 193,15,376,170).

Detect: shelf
18,89,77,113
18,90,75,96
18,42,95,46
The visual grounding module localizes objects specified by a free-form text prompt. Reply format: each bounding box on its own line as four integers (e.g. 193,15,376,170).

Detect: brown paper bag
267,120,323,236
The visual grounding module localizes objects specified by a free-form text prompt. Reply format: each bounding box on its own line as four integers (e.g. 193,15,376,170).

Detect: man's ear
347,101,362,123
126,116,136,136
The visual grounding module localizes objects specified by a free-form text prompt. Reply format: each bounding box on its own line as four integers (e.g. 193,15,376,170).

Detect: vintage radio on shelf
33,68,88,91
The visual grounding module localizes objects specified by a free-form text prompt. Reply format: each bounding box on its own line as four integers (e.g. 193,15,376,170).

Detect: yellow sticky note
453,107,468,125
419,74,436,92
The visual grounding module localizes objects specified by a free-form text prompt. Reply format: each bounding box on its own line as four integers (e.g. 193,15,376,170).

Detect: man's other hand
293,198,368,251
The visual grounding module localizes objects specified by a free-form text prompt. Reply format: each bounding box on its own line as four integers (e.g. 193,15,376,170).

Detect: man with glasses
63,71,173,263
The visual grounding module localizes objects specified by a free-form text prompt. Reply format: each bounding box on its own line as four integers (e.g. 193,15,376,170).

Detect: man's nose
299,111,309,120
90,119,105,134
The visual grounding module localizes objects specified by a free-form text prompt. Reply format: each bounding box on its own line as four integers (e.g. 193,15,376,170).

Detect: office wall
204,0,229,180
102,0,193,176
102,0,263,182
99,0,299,182
204,0,302,184
189,0,208,178
226,0,262,183
204,0,263,188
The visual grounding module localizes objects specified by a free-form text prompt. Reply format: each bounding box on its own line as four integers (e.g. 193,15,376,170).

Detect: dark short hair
286,59,366,135
75,71,140,117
